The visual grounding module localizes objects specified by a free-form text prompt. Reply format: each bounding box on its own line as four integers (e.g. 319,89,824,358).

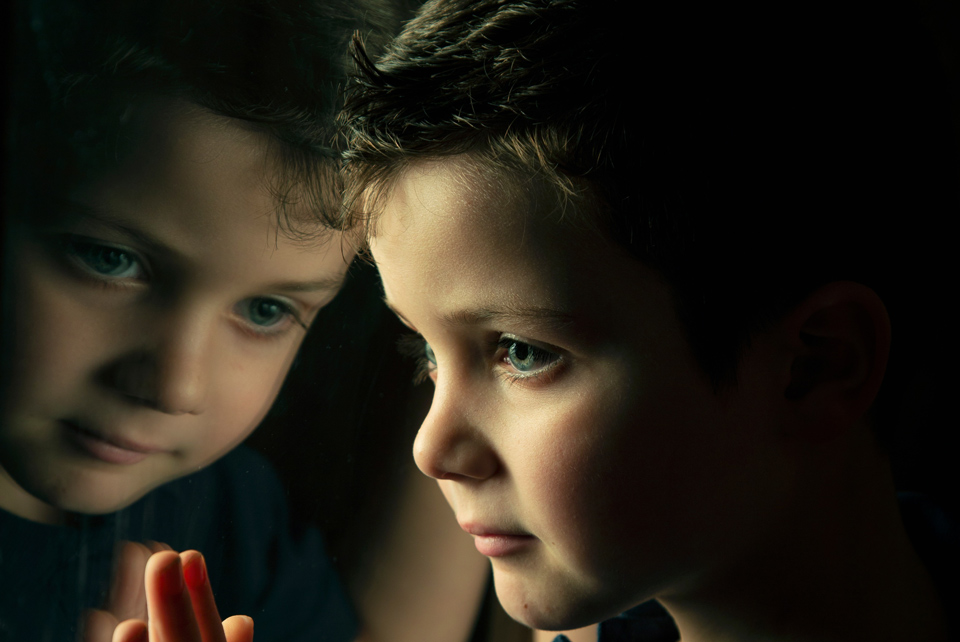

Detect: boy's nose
105,310,212,415
413,379,498,482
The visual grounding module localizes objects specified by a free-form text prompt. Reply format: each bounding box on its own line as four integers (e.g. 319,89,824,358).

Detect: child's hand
112,550,254,642
83,540,173,642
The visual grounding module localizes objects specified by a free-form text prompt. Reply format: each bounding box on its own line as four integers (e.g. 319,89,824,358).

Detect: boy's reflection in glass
0,1,385,639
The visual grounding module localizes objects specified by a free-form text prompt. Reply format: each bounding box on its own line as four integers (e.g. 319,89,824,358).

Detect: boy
0,0,395,638
336,0,957,641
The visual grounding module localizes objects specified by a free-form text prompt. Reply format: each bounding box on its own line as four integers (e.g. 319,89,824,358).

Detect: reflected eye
423,340,437,367
238,297,294,329
499,337,560,376
397,333,438,384
66,239,144,280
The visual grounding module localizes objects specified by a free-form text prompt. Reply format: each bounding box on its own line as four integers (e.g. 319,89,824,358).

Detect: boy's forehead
373,155,597,242
376,158,541,258
60,97,337,244
369,154,654,333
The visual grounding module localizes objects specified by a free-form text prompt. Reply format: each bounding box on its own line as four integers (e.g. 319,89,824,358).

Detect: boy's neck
658,427,947,642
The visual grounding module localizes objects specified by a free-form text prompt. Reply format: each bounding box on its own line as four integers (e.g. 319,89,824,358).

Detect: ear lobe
782,282,891,437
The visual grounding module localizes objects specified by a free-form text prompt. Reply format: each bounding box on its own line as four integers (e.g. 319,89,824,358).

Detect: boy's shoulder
581,493,960,642
899,492,960,634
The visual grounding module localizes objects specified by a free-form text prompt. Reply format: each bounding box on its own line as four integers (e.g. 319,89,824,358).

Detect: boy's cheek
4,266,97,409
521,373,717,571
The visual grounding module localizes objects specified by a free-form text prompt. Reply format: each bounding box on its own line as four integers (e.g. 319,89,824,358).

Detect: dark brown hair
339,0,956,407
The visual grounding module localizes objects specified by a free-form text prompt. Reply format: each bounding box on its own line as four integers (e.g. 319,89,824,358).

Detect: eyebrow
383,298,576,332
271,277,346,295
63,200,184,261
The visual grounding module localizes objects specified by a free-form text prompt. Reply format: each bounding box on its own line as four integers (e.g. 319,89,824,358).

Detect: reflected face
0,103,350,522
370,156,790,630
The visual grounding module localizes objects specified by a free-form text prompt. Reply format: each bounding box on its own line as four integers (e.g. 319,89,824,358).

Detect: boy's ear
780,282,891,439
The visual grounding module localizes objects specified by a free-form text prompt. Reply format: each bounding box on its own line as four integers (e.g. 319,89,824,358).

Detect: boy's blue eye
240,298,292,328
68,240,143,279
501,338,559,373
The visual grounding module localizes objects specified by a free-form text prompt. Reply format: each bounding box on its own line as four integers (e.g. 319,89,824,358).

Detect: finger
144,550,201,642
108,542,153,621
81,608,119,642
145,540,174,553
111,619,148,642
181,551,227,642
221,616,254,642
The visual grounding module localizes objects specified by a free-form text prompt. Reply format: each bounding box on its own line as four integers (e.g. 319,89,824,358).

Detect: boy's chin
492,563,615,632
12,467,158,520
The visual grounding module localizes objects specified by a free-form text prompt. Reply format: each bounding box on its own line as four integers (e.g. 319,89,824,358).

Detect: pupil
95,248,128,272
252,300,280,324
512,343,530,361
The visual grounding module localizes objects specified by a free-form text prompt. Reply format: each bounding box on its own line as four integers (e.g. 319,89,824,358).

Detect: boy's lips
460,521,537,557
61,420,169,465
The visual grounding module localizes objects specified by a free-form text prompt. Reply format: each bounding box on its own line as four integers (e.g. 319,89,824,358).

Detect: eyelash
396,333,563,386
58,235,308,339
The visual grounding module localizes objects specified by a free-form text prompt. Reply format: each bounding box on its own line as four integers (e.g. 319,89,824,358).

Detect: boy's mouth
460,522,537,557
61,420,167,465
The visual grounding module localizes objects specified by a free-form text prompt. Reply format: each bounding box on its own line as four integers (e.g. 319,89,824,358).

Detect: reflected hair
10,0,408,236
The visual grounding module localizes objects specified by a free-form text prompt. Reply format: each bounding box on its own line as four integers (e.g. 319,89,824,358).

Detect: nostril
414,427,499,482
100,353,160,405
120,391,193,414
99,352,206,415
120,391,160,409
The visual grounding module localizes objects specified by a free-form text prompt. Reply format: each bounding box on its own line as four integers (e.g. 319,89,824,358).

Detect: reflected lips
461,523,536,557
62,421,164,465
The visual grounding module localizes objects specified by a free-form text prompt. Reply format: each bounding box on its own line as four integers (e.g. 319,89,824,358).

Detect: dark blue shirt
0,446,357,642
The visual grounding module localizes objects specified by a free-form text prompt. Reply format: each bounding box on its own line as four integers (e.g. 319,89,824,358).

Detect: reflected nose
104,309,212,415
413,377,499,482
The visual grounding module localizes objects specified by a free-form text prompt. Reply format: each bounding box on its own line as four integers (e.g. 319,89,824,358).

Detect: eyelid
284,301,310,331
62,234,143,256
497,333,564,357
267,295,311,329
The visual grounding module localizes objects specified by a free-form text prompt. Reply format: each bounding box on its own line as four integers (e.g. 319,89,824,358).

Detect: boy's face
369,156,795,630
0,103,350,522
